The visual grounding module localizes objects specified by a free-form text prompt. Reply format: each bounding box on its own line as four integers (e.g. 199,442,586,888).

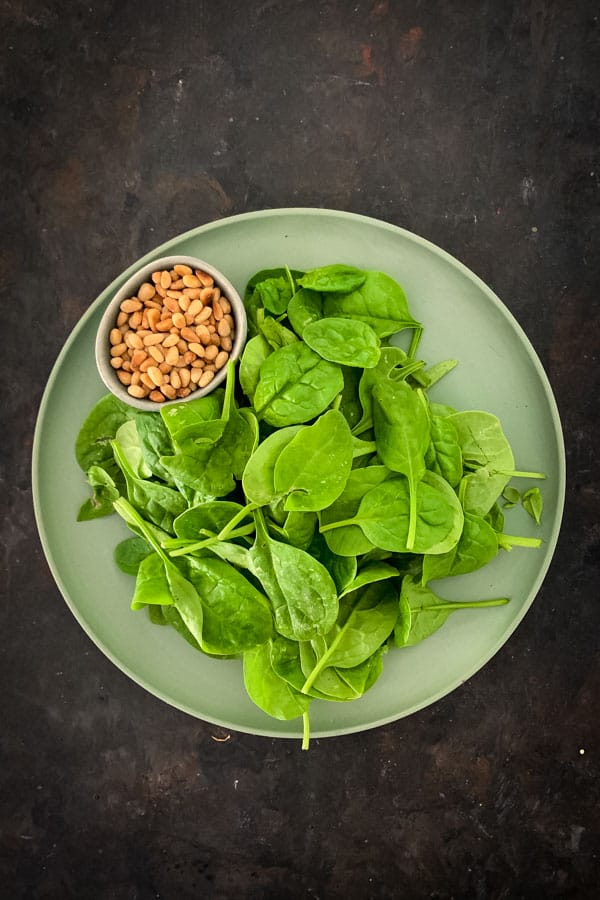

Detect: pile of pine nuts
109,263,235,403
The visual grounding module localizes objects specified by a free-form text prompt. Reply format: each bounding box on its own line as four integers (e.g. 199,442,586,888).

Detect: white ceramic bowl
95,255,247,411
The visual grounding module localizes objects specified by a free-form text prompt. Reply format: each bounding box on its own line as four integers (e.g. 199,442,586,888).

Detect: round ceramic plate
32,209,565,741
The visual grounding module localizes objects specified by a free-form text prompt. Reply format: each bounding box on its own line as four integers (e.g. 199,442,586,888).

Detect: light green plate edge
32,208,566,741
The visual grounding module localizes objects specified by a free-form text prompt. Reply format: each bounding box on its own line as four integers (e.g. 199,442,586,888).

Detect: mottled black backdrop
1,1,599,898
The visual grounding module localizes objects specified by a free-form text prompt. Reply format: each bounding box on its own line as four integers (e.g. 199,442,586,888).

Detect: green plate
32,209,565,740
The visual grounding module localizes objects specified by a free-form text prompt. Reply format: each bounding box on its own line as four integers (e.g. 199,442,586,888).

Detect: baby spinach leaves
75,262,546,749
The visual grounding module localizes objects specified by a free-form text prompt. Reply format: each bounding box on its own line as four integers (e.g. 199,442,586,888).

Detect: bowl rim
95,254,247,412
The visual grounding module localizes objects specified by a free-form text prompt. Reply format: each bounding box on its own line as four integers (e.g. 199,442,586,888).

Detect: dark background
2,1,599,897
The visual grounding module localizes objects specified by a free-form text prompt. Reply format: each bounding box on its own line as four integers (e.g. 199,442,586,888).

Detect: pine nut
180,326,198,343
129,310,143,329
164,296,180,313
117,311,129,327
197,272,214,287
221,336,232,352
156,317,173,332
139,358,154,372
215,351,229,369
148,366,163,386
131,349,147,369
111,342,128,357
149,345,165,363
204,344,218,361
198,370,215,388
220,298,231,315
190,368,202,383
217,319,231,337
110,357,123,369
170,370,181,390
183,274,201,288
188,341,205,357
183,350,195,365
159,362,171,374
110,327,122,345
184,288,203,299
141,373,155,390
120,298,142,313
160,270,171,289
177,387,191,398
174,264,193,276
128,384,147,398
147,308,160,331
117,370,132,385
213,299,224,321
170,278,185,290
161,383,176,400
172,312,186,330
196,306,212,323
178,294,191,312
166,289,185,300
138,282,156,302
143,333,164,347
187,299,203,318
162,333,179,348
165,346,179,366
150,390,166,403
151,271,161,284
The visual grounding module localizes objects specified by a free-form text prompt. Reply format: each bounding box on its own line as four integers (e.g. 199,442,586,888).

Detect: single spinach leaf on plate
323,270,421,340
299,264,366,294
395,576,509,647
338,561,399,598
133,411,175,482
242,425,303,506
459,466,510,517
522,487,543,525
160,390,225,446
114,536,153,575
185,556,272,655
319,465,391,557
259,316,298,349
274,409,354,512
502,486,521,509
352,346,415,435
112,439,187,533
253,342,344,427
302,317,381,369
425,415,463,488
240,334,271,403
421,511,499,584
411,358,458,389
287,288,323,337
253,276,294,316
447,411,515,473
243,640,310,720
77,465,120,521
131,552,174,610
248,509,338,642
321,471,464,556
75,393,133,472
372,379,430,550
114,420,152,478
300,581,399,694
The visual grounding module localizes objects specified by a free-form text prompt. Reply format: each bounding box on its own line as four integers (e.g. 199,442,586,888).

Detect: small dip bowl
95,255,247,411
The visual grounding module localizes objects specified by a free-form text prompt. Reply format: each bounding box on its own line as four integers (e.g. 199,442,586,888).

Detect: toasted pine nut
177,387,192,398
125,331,144,350
150,390,166,403
188,341,205,357
183,274,201,288
155,284,167,298
215,351,229,369
172,312,186,330
139,358,154,372
221,336,232,352
170,370,181,390
174,264,193,276
190,368,202,383
179,368,191,387
198,370,215,388
160,271,171,289
144,299,163,310
110,357,123,369
121,360,132,372
184,288,203,299
156,317,173,332
196,306,212,324
161,383,176,400
129,310,143,329
204,344,218,361
186,299,203,318
128,384,147,398
165,346,179,366
219,298,231,314
164,296,180,314
213,299,224,320
110,327,122,345
120,298,142,313
166,289,184,300
151,271,161,284
170,278,185,290
149,345,165,363
141,373,155,390
138,282,156,302
162,333,179,348
197,272,214,287
117,370,132,385
178,294,191,312
131,349,147,368
117,311,129,327
148,366,163,386
183,350,195,365
217,319,231,337
180,326,198,343
111,342,128,357
146,308,160,331
143,333,164,347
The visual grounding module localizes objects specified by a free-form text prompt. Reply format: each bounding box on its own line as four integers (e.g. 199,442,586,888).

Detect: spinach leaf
302,317,381,369
75,393,133,472
253,276,294,315
319,466,391,556
242,425,302,506
308,533,358,595
274,409,354,512
300,581,399,694
522,487,543,525
259,316,298,349
239,334,271,404
421,512,498,584
77,465,120,521
372,379,430,550
243,641,310,720
131,552,174,610
287,288,323,337
160,390,225,446
299,264,366,293
282,510,318,550
248,510,338,642
114,536,153,575
447,411,514,473
173,501,252,541
425,415,463,488
112,439,187,533
114,420,152,478
395,576,509,647
186,557,272,655
323,270,421,341
253,342,344,427
338,561,399,598
134,411,175,483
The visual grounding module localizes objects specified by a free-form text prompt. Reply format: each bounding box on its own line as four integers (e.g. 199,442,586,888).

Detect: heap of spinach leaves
76,263,545,748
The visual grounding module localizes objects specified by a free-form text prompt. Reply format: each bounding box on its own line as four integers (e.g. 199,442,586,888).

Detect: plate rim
32,207,567,740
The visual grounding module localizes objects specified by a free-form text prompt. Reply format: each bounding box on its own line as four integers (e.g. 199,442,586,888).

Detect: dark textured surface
2,1,599,897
